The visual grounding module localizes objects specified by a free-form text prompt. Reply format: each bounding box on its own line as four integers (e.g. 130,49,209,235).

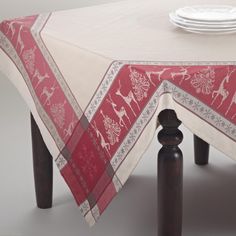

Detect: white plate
169,12,236,29
170,18,236,34
176,5,236,22
170,12,236,27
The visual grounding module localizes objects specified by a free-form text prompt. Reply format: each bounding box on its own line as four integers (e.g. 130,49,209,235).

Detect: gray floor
0,1,236,235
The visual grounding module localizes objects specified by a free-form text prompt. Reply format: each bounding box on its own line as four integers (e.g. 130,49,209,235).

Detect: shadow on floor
183,163,236,235
22,163,236,236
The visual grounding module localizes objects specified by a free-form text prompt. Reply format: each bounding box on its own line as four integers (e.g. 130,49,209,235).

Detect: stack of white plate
169,5,236,34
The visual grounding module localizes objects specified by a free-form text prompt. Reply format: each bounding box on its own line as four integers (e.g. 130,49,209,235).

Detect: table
0,0,235,235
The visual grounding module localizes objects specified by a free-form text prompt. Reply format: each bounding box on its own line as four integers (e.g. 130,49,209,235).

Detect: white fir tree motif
129,66,150,101
100,110,121,145
50,100,66,129
22,46,36,75
191,66,215,94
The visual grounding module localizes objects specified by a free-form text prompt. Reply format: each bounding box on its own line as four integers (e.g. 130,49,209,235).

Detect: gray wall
0,0,122,20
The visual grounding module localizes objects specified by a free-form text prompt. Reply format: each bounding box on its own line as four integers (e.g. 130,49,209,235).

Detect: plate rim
170,18,236,32
169,12,236,29
170,12,236,26
176,5,236,22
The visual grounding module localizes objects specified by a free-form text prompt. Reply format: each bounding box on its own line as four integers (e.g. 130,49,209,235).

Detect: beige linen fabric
38,0,236,161
0,0,235,163
43,0,236,61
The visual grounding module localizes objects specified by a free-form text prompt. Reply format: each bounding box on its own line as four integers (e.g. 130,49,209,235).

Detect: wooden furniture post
31,113,53,209
157,109,183,236
194,135,209,165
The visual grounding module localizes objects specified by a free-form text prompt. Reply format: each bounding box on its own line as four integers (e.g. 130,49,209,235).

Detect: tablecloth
0,0,235,226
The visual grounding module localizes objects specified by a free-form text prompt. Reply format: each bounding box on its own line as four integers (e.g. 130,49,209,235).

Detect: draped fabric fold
0,0,235,226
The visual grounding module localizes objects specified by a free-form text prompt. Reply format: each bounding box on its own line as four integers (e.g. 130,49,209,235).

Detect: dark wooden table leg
31,113,53,209
194,135,209,165
157,109,183,236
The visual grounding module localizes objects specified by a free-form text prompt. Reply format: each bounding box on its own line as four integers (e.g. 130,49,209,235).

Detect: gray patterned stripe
31,14,83,119
111,79,236,173
168,81,236,141
0,31,64,150
122,60,236,66
84,61,124,121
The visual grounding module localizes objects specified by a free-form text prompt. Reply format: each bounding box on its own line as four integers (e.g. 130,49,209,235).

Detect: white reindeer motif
115,80,140,117
6,21,16,39
40,83,58,106
146,68,170,86
225,91,236,119
5,20,25,39
91,121,111,157
63,114,78,140
211,67,236,108
33,69,50,89
15,25,25,55
106,94,131,130
171,67,191,84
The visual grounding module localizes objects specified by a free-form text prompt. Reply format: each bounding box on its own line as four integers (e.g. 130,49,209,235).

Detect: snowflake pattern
129,66,150,101
50,101,66,129
191,66,215,94
101,111,121,145
22,46,36,75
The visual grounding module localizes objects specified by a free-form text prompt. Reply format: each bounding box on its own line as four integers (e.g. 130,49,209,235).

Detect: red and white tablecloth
0,0,235,226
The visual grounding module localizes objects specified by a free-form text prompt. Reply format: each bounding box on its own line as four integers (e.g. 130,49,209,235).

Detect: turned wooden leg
31,113,53,209
157,109,183,236
194,135,209,165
